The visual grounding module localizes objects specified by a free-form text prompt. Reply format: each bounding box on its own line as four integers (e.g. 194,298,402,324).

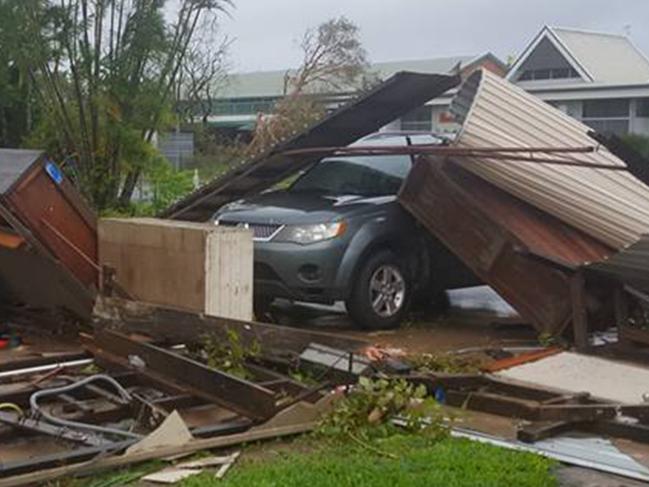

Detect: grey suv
214,133,476,329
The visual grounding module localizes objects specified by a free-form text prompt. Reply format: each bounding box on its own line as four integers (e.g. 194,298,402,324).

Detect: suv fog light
298,264,322,282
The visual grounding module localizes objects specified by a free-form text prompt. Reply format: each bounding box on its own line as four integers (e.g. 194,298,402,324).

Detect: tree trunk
119,169,141,208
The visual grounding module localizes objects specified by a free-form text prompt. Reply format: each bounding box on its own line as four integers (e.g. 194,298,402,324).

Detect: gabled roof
218,53,503,99
508,26,649,85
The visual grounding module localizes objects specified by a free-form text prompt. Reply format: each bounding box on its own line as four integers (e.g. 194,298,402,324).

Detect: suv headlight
274,221,347,245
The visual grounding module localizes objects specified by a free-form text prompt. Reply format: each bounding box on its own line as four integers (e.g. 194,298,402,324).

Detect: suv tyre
346,250,410,330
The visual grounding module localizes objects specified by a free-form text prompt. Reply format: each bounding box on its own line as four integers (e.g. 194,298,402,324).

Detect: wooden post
570,270,589,352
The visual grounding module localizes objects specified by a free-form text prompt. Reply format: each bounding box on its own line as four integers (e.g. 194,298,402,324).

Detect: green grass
180,435,557,487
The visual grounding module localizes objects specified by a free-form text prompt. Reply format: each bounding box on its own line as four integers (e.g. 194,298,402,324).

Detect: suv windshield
289,155,411,196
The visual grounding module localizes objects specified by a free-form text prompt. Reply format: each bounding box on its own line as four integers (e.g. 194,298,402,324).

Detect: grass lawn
178,434,557,487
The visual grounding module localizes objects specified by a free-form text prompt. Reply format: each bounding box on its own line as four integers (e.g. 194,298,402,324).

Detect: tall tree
20,0,231,209
0,0,39,147
289,16,369,95
248,16,370,155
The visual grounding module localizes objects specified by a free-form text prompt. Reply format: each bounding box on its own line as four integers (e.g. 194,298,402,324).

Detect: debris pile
3,69,649,485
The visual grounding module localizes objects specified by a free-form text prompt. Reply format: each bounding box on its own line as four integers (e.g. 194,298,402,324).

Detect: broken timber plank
0,422,316,487
446,391,539,419
570,270,589,351
94,296,367,355
517,421,577,443
535,404,617,422
86,330,278,421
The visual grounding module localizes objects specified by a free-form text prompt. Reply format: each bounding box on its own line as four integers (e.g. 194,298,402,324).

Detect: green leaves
19,0,231,209
318,377,448,441
188,329,261,380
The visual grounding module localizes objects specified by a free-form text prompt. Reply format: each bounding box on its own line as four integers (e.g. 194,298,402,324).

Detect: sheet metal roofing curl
450,69,649,249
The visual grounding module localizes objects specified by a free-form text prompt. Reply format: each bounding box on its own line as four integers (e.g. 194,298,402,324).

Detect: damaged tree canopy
161,71,460,222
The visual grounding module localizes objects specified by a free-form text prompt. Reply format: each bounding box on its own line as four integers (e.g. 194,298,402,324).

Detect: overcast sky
218,0,649,73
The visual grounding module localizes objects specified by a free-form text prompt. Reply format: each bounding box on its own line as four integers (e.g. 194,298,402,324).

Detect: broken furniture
99,218,254,321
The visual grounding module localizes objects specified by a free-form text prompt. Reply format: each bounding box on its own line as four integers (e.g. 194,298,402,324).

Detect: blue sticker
45,161,63,185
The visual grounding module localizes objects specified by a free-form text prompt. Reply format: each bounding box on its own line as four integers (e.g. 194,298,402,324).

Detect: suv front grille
218,221,284,241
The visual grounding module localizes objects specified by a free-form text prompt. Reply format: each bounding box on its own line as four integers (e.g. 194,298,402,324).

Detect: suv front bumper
253,237,349,304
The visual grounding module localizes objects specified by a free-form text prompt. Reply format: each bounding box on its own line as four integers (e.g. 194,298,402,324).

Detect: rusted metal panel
450,69,649,249
399,157,613,335
3,155,98,287
162,72,460,222
0,150,97,319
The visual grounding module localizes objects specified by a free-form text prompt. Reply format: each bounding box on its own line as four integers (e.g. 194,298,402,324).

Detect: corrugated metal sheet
450,69,649,249
551,27,649,84
162,72,460,222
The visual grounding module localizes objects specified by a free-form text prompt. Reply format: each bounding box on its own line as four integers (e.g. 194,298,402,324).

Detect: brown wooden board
4,156,97,287
94,296,368,357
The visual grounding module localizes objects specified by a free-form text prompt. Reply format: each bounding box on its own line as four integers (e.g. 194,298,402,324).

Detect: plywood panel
98,218,252,320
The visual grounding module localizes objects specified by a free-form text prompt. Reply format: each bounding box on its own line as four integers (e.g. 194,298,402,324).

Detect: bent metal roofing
451,69,649,250
162,71,460,221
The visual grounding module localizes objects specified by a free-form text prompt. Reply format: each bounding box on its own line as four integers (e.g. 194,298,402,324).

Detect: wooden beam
570,270,589,351
536,404,617,422
517,421,577,443
86,330,278,421
0,422,316,487
445,391,539,419
94,296,368,357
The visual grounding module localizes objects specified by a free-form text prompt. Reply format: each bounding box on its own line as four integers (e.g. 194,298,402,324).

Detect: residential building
204,53,507,134
165,26,649,167
507,26,649,136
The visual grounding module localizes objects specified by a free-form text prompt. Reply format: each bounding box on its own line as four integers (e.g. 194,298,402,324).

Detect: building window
582,99,630,135
400,105,432,132
637,98,649,118
213,98,277,115
517,67,580,81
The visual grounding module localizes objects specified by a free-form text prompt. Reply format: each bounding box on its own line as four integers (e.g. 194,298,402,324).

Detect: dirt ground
270,286,540,355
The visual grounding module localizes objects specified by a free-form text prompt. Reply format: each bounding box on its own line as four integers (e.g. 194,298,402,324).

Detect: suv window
290,155,411,196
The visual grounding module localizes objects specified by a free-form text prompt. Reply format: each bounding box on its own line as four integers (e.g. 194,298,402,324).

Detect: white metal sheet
450,70,649,249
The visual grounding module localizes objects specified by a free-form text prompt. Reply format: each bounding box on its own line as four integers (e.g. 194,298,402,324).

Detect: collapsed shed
400,69,649,340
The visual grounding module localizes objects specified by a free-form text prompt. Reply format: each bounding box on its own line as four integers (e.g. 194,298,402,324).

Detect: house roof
508,26,649,86
218,54,502,99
